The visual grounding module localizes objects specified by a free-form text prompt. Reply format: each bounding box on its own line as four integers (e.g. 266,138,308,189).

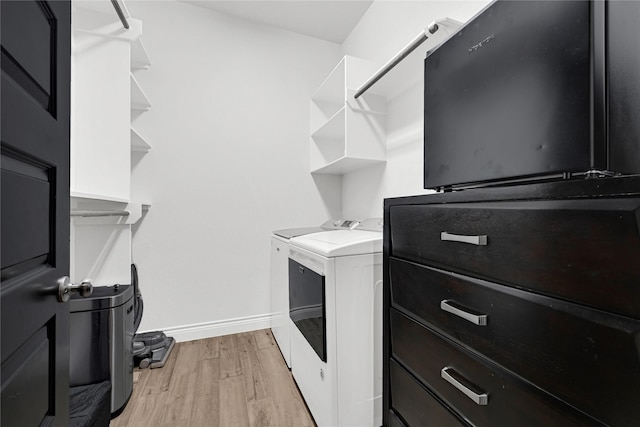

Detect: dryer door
289,258,326,362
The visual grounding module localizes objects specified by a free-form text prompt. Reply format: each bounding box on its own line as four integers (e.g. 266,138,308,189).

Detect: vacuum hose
131,263,143,332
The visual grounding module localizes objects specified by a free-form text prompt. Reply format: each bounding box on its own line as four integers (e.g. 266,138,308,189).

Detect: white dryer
288,218,383,427
270,219,358,368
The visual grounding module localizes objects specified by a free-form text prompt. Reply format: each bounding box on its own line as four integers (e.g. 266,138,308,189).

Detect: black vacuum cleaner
131,264,176,369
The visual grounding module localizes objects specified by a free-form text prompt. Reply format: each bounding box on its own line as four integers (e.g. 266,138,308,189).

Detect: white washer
270,219,359,368
288,218,383,427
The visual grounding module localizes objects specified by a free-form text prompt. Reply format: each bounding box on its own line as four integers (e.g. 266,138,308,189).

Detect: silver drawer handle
441,231,487,246
441,367,489,406
440,300,487,326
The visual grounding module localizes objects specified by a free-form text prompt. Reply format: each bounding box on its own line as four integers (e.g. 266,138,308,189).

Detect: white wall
127,1,342,338
340,1,490,219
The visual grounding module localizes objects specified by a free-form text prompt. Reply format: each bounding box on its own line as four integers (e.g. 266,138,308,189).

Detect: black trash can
70,284,135,418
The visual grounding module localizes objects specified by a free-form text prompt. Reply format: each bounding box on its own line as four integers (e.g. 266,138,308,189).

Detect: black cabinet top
385,175,640,207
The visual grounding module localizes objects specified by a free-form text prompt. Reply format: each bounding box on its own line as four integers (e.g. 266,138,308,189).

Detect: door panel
1,0,54,111
1,324,52,426
1,1,71,426
1,155,52,277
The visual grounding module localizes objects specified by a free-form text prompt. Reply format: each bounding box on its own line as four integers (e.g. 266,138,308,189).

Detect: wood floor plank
237,332,268,402
165,340,200,396
191,357,220,422
220,333,243,379
199,336,220,360
120,388,172,427
254,328,276,349
141,341,179,394
158,340,200,424
259,345,315,427
219,374,251,426
159,392,196,425
109,368,149,427
193,355,220,396
247,397,280,427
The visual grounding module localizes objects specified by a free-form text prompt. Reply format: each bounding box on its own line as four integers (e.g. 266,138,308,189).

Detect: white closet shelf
311,107,345,141
311,157,386,175
70,193,131,225
71,192,130,204
131,38,151,70
71,5,142,42
131,73,151,111
311,58,346,105
71,210,130,218
131,127,151,152
70,199,149,225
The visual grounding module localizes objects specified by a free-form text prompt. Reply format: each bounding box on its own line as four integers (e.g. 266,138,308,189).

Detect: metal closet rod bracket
111,0,130,30
354,21,440,99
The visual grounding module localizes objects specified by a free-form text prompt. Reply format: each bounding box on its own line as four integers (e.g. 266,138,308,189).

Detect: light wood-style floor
110,329,315,427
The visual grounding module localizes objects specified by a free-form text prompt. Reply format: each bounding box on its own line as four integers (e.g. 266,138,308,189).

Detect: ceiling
181,0,374,44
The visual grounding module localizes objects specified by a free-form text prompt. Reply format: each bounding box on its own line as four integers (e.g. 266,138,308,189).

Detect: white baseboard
140,313,275,343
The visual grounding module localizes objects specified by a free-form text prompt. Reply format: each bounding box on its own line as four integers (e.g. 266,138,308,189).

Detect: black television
423,0,640,191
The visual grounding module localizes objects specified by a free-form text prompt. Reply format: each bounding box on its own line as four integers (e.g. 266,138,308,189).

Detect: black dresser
383,175,640,426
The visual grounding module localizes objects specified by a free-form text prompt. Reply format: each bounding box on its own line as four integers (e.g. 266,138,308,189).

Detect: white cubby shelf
310,56,387,175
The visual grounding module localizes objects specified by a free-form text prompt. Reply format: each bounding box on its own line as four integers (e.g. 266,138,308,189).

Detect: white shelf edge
131,37,151,70
311,106,345,139
131,103,151,112
311,156,386,175
130,127,151,152
130,73,151,110
72,201,150,225
347,105,386,116
71,17,142,42
310,97,344,116
71,192,130,204
311,56,347,102
70,209,131,226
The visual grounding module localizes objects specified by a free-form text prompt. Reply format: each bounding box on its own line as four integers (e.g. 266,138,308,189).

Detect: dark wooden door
1,1,71,425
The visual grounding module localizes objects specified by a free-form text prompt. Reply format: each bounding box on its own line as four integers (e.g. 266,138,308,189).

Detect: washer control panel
328,219,359,230
339,220,358,229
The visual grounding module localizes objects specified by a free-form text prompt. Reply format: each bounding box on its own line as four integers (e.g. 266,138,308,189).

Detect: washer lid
272,218,360,239
289,230,382,257
272,227,326,239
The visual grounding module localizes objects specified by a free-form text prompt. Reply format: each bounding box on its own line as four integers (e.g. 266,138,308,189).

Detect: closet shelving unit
70,0,151,285
310,56,387,175
130,38,152,153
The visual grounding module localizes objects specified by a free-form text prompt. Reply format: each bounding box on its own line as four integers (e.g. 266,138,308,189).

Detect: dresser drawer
390,359,465,427
390,309,602,427
390,257,640,426
388,198,640,318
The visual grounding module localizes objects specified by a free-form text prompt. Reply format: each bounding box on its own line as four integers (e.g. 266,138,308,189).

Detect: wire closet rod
71,210,130,218
354,21,440,99
111,0,130,30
